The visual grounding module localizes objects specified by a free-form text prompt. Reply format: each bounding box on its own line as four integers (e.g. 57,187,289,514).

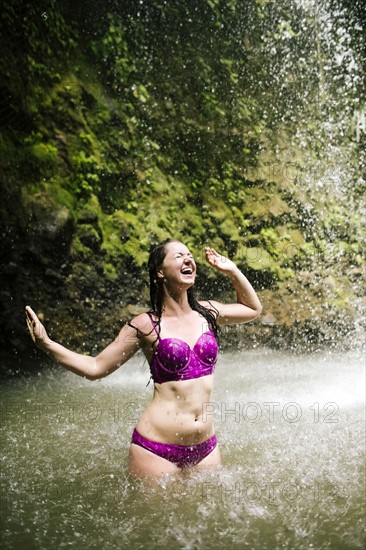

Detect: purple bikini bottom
131,428,217,469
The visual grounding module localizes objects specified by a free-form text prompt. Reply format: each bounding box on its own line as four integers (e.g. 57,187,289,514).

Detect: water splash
1,350,364,549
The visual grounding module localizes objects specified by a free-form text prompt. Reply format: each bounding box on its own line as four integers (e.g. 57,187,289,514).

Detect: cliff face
0,0,364,373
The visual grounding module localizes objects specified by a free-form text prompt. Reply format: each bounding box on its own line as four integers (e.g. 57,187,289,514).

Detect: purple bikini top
148,314,219,384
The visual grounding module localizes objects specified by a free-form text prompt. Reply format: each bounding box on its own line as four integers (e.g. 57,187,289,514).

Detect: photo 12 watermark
1,471,137,517
0,400,143,426
202,401,340,424
201,479,344,508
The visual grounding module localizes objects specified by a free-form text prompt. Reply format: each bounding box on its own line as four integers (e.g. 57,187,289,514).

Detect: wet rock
77,225,102,252
78,211,99,224
22,193,74,263
1,262,18,275
45,268,65,282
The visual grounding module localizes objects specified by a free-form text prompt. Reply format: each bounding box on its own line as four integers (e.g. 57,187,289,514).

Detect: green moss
46,181,77,214
1,0,363,363
70,236,94,260
101,210,139,260
103,262,118,281
30,142,58,165
77,194,102,222
76,224,102,250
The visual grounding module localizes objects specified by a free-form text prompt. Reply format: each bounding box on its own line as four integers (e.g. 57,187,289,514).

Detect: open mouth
181,267,194,275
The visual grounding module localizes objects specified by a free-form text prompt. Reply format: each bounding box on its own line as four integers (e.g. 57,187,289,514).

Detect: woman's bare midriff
135,374,215,445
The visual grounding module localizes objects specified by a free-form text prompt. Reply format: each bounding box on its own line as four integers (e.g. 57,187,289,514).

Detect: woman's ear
157,269,164,279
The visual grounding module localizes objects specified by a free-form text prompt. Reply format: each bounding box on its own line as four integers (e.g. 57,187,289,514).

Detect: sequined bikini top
148,314,218,384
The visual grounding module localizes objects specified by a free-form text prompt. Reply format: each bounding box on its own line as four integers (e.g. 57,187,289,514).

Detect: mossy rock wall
0,0,364,373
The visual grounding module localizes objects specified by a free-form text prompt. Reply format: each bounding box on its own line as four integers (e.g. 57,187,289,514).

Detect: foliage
0,0,364,364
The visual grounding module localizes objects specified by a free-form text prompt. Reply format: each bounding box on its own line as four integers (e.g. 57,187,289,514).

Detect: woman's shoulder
198,300,221,317
129,311,155,334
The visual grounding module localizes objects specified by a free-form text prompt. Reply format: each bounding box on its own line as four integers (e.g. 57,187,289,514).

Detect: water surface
1,348,365,549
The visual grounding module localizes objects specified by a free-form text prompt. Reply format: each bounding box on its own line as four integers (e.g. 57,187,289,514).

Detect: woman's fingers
204,249,214,265
205,247,217,259
205,247,224,266
25,308,37,343
25,306,38,328
204,246,235,273
25,305,48,345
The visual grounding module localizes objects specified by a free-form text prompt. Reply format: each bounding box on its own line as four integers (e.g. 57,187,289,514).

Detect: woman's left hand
204,247,237,274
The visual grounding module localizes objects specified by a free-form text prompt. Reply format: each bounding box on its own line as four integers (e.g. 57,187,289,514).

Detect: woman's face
158,241,196,288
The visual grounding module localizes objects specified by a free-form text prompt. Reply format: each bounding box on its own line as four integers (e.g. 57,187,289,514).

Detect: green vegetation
0,0,364,369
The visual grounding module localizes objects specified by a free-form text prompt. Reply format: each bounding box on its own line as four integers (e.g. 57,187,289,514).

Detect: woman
26,239,262,477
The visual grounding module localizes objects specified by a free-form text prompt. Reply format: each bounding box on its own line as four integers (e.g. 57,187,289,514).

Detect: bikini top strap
147,312,160,339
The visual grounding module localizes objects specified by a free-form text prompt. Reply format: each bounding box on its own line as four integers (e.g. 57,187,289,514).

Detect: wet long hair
147,238,219,340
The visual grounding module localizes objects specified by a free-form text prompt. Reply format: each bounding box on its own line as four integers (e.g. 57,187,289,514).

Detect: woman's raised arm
25,305,141,380
203,247,262,325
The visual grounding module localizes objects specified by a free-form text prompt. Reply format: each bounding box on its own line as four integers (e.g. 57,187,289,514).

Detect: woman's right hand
25,305,50,349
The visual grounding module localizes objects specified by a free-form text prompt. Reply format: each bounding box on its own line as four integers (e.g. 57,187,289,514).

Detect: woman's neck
161,287,191,317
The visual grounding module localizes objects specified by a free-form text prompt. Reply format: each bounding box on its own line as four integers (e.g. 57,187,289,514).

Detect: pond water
1,348,365,549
